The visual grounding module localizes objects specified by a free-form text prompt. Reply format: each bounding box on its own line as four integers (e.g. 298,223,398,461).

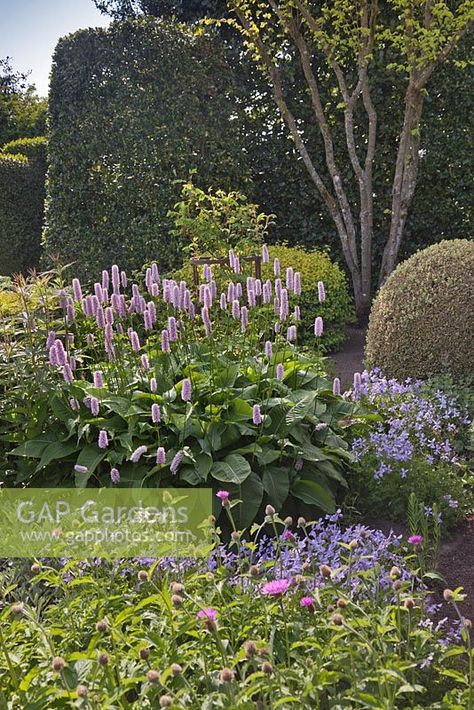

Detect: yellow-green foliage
174,244,353,351
263,245,354,351
365,239,474,379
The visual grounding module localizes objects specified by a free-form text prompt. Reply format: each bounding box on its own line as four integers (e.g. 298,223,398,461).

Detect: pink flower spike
98,430,109,449
156,447,166,465
181,379,192,402
261,579,290,596
130,445,147,463
314,316,324,337
317,281,326,303
110,468,120,484
262,244,269,263
150,377,158,393
151,403,161,423
252,404,262,426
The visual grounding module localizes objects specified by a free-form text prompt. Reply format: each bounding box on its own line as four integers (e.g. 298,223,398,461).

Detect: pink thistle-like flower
98,430,109,449
317,281,326,303
300,596,315,609
262,244,269,263
408,535,423,547
110,467,120,484
181,379,192,402
197,607,218,622
261,579,291,597
130,445,147,463
314,316,324,337
252,404,262,425
93,371,104,388
156,447,166,465
216,490,230,505
333,377,341,396
151,403,161,423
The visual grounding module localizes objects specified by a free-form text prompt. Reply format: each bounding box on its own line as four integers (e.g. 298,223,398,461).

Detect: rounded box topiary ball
365,239,474,380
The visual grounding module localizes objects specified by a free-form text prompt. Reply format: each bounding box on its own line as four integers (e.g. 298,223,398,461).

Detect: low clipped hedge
365,239,474,379
263,245,354,351
0,137,47,276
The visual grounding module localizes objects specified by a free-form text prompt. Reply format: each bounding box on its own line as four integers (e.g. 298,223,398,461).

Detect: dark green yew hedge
44,19,254,280
0,137,47,276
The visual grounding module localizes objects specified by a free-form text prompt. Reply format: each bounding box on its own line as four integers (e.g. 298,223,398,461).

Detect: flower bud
95,619,108,633
147,669,160,684
305,657,313,668
348,539,358,550
320,564,331,578
159,695,173,707
404,598,415,610
76,684,88,698
392,580,403,591
261,661,273,675
172,594,183,607
463,618,472,629
331,613,344,626
220,667,235,682
11,603,24,616
284,516,293,527
249,565,260,578
265,504,276,517
52,656,66,672
171,582,184,594
443,589,454,602
231,531,240,542
171,663,182,677
31,563,41,574
140,647,150,660
390,566,401,579
243,640,257,658
98,653,109,666
138,570,149,582
297,516,306,528
336,598,347,609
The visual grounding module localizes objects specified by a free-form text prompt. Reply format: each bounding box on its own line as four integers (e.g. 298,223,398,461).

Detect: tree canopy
0,57,46,147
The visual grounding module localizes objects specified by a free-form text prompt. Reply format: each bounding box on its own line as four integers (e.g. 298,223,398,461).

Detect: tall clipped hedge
44,19,254,281
0,137,47,275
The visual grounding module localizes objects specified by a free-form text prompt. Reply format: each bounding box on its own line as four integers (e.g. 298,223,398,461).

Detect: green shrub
0,137,47,276
365,239,474,379
44,19,256,281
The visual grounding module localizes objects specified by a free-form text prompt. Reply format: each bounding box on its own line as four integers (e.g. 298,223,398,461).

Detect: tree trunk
379,82,424,285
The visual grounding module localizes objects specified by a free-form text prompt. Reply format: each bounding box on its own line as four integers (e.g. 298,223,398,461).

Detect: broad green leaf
74,445,107,487
292,479,335,513
211,454,251,484
35,441,79,473
262,466,290,508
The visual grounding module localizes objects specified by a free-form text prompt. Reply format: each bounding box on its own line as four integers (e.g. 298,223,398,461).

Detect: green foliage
169,182,274,258
44,20,255,281
1,262,356,528
262,245,354,352
0,57,46,146
366,240,474,379
0,533,472,706
93,0,228,20
0,137,47,275
348,456,471,531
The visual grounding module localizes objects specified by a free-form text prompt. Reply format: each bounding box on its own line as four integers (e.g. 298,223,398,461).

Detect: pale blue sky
2,0,111,97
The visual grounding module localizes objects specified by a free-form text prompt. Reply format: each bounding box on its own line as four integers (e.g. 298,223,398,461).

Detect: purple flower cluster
350,369,471,479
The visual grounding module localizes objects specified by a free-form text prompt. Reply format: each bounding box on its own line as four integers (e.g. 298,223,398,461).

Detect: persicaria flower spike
262,244,269,263
317,281,326,303
130,445,147,463
98,430,109,449
181,379,192,402
156,447,166,465
314,316,324,337
151,403,161,423
93,371,104,388
252,404,262,425
333,377,341,396
110,467,120,484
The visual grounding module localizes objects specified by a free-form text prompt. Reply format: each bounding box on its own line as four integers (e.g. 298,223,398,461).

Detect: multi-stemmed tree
223,1,473,315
